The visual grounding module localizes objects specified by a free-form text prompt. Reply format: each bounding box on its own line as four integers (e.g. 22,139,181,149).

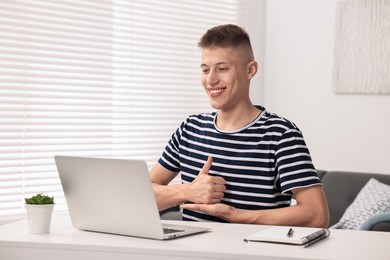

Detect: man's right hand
185,156,226,204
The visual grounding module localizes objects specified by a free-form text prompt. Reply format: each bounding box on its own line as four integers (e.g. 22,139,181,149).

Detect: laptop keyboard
163,228,185,234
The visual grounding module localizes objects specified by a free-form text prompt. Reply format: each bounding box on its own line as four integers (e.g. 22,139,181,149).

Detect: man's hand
185,156,226,204
180,202,236,221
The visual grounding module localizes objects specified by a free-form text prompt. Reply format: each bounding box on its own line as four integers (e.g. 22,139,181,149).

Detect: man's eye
218,67,228,71
202,69,209,74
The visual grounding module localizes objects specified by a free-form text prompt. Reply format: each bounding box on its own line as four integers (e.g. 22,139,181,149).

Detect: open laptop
54,155,210,240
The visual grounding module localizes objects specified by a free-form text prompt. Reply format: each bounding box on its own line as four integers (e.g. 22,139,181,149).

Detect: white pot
25,204,54,234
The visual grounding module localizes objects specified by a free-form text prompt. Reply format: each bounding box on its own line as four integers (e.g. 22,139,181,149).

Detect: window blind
0,0,246,221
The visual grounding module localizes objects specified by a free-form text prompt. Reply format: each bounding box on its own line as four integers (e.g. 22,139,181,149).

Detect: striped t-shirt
158,106,321,222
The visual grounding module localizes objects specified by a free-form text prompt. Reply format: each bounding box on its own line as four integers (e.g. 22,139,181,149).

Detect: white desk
0,214,388,260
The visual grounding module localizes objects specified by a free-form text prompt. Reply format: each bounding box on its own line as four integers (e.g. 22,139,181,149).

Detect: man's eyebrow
200,62,229,67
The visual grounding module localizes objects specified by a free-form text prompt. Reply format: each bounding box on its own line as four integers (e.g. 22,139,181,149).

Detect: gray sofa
160,170,390,231
320,170,390,231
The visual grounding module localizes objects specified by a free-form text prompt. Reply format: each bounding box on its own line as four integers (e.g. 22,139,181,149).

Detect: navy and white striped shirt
158,106,321,222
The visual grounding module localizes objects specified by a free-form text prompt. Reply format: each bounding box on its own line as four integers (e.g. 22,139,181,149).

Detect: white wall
262,0,390,174
244,0,266,105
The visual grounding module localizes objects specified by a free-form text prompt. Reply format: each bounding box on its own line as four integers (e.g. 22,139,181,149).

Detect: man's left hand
180,202,235,221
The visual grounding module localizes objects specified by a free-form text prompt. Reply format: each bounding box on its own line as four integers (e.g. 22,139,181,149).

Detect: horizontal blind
0,0,245,221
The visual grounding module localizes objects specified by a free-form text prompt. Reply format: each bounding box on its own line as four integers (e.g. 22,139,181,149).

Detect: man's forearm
180,185,330,228
226,204,329,228
152,183,189,211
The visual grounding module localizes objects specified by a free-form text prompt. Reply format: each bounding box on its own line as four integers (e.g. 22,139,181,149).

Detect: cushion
359,212,390,231
331,178,390,229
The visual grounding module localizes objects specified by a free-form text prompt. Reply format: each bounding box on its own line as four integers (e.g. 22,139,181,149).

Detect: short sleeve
157,120,186,173
275,128,321,193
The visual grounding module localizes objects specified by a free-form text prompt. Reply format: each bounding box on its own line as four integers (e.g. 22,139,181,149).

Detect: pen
287,228,294,237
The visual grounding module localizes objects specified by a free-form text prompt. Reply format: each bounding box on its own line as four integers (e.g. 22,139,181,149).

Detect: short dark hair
198,24,252,50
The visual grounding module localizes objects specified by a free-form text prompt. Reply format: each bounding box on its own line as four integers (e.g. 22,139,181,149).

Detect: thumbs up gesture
186,156,226,204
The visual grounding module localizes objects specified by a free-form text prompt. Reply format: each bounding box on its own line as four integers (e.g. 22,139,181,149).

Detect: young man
150,24,329,228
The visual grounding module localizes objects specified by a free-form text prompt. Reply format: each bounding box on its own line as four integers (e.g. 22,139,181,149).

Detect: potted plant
25,193,55,234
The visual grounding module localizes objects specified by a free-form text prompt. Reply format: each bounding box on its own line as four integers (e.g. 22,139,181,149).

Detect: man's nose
206,69,219,85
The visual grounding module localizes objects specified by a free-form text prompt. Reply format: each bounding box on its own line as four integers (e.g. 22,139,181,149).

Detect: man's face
200,46,251,111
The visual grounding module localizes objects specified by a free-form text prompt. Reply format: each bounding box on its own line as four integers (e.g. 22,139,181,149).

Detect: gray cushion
359,212,390,231
370,221,390,231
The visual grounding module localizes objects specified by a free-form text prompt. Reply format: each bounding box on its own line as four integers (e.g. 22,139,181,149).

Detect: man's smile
209,87,226,96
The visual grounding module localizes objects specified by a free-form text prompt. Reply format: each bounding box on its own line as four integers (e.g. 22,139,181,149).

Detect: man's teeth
210,89,224,94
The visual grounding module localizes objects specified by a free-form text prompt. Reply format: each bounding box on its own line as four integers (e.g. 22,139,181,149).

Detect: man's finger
212,176,226,185
180,203,209,212
180,203,200,210
199,156,213,175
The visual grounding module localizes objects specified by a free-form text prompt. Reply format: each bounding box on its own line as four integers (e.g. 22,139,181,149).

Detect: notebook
244,226,330,247
54,155,210,240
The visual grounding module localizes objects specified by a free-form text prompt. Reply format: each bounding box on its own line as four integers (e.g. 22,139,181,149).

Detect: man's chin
208,99,224,110
210,104,222,110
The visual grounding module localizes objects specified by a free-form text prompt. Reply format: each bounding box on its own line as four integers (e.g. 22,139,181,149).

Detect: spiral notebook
244,226,330,247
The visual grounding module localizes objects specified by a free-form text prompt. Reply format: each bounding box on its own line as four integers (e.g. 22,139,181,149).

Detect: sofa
160,170,390,231
319,170,390,231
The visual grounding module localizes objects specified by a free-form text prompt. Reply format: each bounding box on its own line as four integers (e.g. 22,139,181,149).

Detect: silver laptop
54,155,210,240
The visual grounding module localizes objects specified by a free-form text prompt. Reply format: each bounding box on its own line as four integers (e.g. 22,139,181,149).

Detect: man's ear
246,60,258,79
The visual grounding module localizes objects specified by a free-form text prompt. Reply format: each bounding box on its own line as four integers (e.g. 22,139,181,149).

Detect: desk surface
0,214,389,260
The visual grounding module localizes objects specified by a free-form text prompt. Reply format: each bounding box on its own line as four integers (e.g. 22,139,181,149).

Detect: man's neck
215,104,261,131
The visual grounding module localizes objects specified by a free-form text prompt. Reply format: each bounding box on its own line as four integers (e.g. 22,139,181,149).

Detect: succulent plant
25,193,54,205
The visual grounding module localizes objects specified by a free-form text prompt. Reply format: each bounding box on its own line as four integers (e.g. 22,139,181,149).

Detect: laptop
54,155,210,240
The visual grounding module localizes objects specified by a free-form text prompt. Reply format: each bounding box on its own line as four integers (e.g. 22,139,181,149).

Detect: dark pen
287,228,294,237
